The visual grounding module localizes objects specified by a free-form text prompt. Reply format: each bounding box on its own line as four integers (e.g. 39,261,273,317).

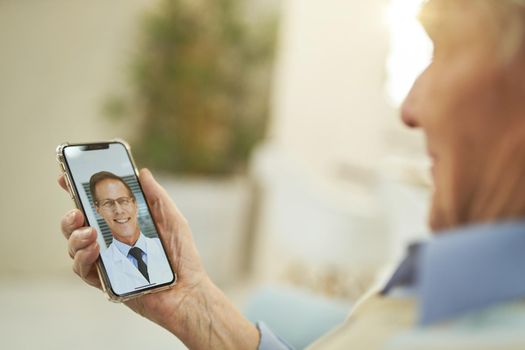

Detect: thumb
139,168,168,205
138,168,185,224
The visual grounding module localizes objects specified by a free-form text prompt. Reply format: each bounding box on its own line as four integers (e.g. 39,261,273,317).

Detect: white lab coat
101,235,174,296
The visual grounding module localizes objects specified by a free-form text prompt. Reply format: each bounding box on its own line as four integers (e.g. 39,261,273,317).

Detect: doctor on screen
90,171,172,294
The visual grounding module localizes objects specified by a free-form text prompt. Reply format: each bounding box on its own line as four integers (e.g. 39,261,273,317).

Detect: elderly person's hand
58,168,259,350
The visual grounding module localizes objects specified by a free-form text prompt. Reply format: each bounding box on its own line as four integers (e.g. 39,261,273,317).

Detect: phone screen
63,142,175,297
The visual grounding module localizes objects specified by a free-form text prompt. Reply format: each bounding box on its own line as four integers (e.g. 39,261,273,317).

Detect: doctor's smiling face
91,173,140,246
401,0,525,231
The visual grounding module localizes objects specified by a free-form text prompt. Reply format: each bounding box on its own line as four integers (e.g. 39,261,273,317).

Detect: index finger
57,174,68,192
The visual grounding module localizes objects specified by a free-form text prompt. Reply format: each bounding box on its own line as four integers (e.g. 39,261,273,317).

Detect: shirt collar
112,232,147,257
381,220,525,326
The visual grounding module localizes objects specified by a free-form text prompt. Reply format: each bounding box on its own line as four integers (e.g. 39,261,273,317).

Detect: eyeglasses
96,197,134,211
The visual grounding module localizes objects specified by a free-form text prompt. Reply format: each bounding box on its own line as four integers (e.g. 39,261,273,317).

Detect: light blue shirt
257,220,525,349
112,233,148,269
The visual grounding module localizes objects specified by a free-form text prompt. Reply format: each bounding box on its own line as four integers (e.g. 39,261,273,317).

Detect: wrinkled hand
58,168,259,349
59,169,208,324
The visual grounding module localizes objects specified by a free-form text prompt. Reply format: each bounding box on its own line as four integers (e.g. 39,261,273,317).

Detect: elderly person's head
402,0,525,231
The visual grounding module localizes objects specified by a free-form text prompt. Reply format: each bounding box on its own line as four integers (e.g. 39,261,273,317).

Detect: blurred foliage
105,0,278,175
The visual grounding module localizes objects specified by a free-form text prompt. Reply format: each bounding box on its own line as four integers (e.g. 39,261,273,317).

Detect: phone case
56,139,177,302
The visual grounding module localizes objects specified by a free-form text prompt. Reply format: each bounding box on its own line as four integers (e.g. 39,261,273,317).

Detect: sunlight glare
385,0,433,106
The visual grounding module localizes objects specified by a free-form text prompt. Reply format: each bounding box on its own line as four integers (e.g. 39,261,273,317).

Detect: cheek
101,212,114,223
425,54,503,171
423,57,504,229
438,53,500,122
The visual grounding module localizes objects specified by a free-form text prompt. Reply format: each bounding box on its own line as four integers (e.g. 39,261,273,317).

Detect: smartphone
56,140,176,302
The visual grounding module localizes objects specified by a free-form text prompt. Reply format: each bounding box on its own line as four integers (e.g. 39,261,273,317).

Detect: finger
68,227,97,259
139,168,170,205
61,209,86,239
57,174,68,192
72,241,100,280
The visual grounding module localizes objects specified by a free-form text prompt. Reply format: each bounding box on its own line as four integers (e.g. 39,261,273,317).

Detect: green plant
105,0,277,175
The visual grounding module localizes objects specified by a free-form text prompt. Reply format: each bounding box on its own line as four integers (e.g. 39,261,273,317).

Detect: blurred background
0,0,433,348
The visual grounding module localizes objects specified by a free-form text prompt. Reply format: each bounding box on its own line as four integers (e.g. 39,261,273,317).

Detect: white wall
0,0,152,276
270,0,399,181
251,0,430,295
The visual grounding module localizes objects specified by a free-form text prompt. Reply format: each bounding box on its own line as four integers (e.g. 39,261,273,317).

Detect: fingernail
67,211,76,224
80,227,92,238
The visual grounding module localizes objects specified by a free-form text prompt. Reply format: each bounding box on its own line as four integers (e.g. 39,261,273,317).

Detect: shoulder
143,235,163,250
143,234,161,244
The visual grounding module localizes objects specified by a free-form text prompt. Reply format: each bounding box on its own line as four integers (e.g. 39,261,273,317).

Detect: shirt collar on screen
112,232,147,257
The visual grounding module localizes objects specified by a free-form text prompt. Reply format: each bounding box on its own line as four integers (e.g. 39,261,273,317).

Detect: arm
59,169,259,350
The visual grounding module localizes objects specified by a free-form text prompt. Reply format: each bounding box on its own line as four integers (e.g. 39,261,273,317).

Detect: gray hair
420,0,525,63
485,0,525,62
